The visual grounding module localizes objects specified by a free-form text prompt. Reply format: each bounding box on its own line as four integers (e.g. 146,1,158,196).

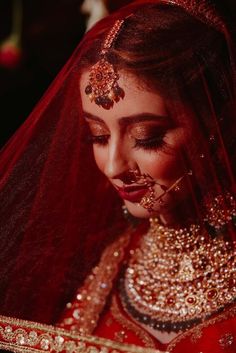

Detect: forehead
80,70,167,121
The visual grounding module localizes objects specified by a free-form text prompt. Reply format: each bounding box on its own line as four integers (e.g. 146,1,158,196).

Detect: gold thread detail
219,333,234,349
0,314,166,353
58,228,132,334
111,294,156,349
167,303,236,352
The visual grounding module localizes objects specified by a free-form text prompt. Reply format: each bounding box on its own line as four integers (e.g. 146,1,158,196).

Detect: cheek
141,131,189,182
93,146,107,173
135,148,186,183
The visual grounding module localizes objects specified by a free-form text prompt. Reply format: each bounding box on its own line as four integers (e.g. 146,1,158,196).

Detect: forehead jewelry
85,19,126,110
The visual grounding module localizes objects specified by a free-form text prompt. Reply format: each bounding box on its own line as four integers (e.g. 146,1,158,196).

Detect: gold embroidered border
111,294,156,349
0,315,166,353
167,303,236,352
59,227,132,334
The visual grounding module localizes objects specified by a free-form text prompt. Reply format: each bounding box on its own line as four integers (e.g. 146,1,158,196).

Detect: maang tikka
85,19,126,110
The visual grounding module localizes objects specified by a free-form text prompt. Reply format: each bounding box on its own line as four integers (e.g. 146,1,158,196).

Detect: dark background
0,0,235,148
0,0,85,147
0,0,131,147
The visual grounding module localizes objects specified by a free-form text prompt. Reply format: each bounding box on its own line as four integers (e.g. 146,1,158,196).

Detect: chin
124,200,157,219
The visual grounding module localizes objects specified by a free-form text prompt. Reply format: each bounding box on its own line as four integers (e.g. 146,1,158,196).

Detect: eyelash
87,135,109,145
134,135,166,150
88,134,166,151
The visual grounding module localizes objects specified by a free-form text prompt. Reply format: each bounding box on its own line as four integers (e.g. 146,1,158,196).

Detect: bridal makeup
81,70,192,220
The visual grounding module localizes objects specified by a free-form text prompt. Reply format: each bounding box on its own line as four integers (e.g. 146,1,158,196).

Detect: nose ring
127,168,140,183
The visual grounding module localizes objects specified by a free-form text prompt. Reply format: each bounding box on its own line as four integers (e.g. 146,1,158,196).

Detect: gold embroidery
219,333,234,349
167,304,236,352
114,330,128,343
190,327,203,343
105,318,113,327
110,294,156,349
59,228,132,334
0,315,166,353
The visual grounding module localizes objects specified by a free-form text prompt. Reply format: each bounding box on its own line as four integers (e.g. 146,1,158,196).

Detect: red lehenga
0,0,235,352
57,224,236,353
0,225,235,353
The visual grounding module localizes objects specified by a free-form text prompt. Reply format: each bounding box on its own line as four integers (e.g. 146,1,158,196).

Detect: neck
155,197,199,229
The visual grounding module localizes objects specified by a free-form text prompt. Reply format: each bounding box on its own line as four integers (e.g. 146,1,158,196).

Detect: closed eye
87,134,110,146
134,134,166,150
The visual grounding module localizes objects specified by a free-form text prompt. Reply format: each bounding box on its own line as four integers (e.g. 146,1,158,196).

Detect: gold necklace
119,218,236,333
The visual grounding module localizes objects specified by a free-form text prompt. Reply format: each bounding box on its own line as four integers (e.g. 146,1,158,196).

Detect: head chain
85,0,226,110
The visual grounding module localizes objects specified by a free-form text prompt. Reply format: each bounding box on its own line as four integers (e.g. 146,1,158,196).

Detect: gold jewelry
84,0,224,110
165,0,225,32
138,171,192,213
120,216,236,333
203,193,236,234
123,170,157,211
85,19,125,109
139,185,156,211
126,169,142,183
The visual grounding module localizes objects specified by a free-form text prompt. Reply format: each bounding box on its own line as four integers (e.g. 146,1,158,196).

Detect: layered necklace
119,213,236,333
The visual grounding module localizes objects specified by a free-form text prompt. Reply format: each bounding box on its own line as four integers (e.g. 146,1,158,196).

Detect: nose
104,139,132,180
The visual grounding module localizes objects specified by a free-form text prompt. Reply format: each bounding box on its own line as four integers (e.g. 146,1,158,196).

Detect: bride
0,1,235,352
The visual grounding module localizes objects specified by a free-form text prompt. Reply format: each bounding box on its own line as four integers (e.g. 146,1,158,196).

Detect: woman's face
80,70,193,222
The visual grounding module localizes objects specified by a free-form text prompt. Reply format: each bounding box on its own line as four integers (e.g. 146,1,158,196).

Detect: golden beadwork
120,217,236,332
0,314,163,353
58,229,132,334
219,332,234,349
203,193,236,231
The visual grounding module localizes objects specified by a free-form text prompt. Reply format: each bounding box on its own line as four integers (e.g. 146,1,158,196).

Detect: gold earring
203,192,236,235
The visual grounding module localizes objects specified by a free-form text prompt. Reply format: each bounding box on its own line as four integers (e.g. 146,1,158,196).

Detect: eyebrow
83,112,169,125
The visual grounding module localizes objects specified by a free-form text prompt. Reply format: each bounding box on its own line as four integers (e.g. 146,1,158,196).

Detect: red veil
0,0,235,348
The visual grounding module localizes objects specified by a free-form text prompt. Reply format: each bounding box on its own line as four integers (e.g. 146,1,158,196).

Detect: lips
116,184,149,203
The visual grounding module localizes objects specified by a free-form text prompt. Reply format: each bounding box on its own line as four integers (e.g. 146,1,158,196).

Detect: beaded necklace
120,217,236,333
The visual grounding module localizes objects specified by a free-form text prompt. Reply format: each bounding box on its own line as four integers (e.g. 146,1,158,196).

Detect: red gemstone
170,265,179,276
207,288,218,300
96,72,103,81
166,296,175,305
186,296,196,305
95,96,103,106
85,85,92,95
101,97,113,110
228,277,236,288
113,86,125,100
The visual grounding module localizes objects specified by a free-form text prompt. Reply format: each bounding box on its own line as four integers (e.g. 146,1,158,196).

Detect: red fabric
58,220,236,352
0,0,234,339
95,294,236,352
